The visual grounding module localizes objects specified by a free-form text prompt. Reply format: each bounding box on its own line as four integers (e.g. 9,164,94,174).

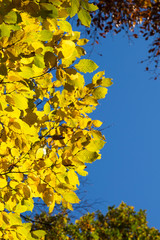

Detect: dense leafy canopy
0,0,112,239
89,0,160,79
32,202,160,239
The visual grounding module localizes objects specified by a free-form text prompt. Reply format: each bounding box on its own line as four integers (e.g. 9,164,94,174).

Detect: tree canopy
0,0,112,239
89,0,160,79
32,202,160,240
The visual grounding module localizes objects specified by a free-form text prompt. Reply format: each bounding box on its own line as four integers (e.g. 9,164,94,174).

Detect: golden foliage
0,0,112,238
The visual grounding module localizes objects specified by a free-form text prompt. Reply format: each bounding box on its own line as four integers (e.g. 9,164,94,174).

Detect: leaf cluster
0,0,111,239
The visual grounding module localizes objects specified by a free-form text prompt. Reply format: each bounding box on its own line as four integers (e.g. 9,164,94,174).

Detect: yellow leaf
92,71,105,85
78,118,90,128
0,142,8,155
19,66,34,79
61,40,75,58
86,140,105,152
92,120,102,128
58,20,72,33
8,71,23,82
5,106,21,119
11,148,20,158
49,199,55,213
93,87,108,99
9,213,22,226
20,57,34,65
75,59,98,73
0,202,4,211
55,193,62,204
101,78,113,87
77,38,89,46
68,169,79,186
0,176,7,188
44,102,51,114
77,149,99,163
5,196,17,212
36,148,44,159
63,191,80,203
12,93,28,110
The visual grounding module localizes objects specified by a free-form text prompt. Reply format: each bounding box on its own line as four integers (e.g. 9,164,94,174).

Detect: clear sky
80,32,160,229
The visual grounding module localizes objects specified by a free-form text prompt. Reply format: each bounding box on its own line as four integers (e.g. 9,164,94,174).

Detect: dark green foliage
32,202,160,239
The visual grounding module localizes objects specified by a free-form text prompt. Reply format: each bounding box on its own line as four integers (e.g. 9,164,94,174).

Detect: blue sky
81,32,160,229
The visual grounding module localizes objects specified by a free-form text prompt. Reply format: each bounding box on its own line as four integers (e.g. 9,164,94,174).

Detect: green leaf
81,2,98,11
41,3,56,11
75,59,98,73
69,0,80,17
4,11,17,24
39,30,53,41
0,23,10,37
40,3,58,18
78,8,91,27
34,54,45,68
51,0,61,6
93,87,108,99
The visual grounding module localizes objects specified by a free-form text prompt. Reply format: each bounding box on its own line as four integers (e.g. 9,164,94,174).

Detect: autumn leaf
75,59,98,73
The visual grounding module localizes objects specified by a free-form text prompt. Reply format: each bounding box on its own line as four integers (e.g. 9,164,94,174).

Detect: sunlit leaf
92,120,103,128
86,140,105,152
63,191,80,203
61,40,75,58
36,148,44,159
0,0,109,238
101,78,113,87
58,20,72,33
75,59,98,73
77,150,99,163
19,66,34,79
77,38,89,46
44,102,51,114
93,87,108,99
12,93,28,110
